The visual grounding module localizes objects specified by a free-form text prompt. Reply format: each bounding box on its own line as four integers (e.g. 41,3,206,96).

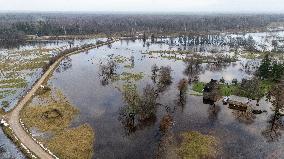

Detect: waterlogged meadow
0,38,104,111
0,38,103,158
17,30,284,159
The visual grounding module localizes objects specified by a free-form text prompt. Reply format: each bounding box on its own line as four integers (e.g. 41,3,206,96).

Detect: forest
1,13,284,42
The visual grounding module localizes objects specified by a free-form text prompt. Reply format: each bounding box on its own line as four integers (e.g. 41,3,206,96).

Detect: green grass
147,50,192,55
192,82,205,93
124,64,134,68
112,72,144,81
240,52,259,59
15,61,47,71
113,55,129,63
0,78,27,89
219,84,238,96
192,80,274,98
0,83,27,89
1,101,9,108
241,52,284,60
0,78,25,84
260,80,275,94
177,131,219,159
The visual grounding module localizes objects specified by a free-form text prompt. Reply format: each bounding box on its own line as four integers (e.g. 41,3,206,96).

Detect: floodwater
0,128,25,159
0,38,106,159
45,38,284,158
0,38,106,111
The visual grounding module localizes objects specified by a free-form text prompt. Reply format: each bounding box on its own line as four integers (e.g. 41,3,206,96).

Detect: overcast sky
1,0,284,13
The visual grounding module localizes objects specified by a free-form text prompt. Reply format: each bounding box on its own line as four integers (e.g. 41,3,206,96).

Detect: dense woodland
1,13,284,42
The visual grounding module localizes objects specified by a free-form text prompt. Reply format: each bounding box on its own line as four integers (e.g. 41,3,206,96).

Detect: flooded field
0,38,105,111
26,33,284,158
0,38,105,158
1,30,284,159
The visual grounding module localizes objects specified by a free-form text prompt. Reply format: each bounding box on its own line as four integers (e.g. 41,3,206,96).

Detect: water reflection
46,39,284,158
263,84,284,142
157,66,172,93
262,113,283,142
207,105,221,125
0,129,25,159
56,57,72,73
183,58,202,83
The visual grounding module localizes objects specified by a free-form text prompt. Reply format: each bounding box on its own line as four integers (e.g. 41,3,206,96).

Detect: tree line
1,13,284,40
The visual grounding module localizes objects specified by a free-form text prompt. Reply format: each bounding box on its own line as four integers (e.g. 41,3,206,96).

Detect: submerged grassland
0,45,67,110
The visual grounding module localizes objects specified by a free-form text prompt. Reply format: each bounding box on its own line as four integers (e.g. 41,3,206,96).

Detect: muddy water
47,39,284,158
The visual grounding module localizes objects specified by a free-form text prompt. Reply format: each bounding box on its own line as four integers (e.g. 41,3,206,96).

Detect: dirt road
5,39,117,159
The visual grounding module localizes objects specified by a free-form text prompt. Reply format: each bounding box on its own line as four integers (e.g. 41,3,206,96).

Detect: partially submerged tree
151,64,159,83
183,58,202,83
237,78,263,101
119,84,158,134
99,60,117,86
178,79,188,98
139,84,158,120
157,66,172,92
177,79,188,106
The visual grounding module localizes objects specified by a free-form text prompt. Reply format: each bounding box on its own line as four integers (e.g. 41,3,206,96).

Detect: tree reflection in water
177,79,188,111
208,105,221,125
157,66,172,93
183,58,202,83
262,84,284,142
151,64,159,84
262,113,283,142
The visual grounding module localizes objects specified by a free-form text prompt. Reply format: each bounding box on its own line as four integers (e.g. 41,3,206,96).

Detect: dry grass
21,88,78,132
21,102,78,132
47,124,94,159
177,131,219,159
20,87,95,158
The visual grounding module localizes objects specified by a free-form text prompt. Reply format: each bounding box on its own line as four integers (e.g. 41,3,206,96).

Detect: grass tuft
177,131,219,159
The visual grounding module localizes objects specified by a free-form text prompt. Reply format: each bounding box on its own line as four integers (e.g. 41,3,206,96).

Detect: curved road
5,39,117,159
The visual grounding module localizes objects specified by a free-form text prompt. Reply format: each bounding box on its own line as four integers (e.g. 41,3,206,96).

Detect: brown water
46,39,284,159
